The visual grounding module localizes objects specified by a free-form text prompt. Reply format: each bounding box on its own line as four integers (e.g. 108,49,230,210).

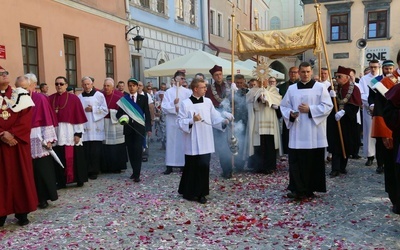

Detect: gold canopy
237,21,321,60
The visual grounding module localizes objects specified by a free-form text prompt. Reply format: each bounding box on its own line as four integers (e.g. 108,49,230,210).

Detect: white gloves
369,104,374,113
335,110,345,121
329,90,336,98
222,111,234,121
271,104,279,110
231,83,238,92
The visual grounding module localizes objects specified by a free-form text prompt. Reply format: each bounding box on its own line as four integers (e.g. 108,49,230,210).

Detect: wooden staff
230,3,236,166
314,0,346,158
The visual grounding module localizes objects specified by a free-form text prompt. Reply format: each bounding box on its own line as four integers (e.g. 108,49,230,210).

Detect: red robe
0,86,38,216
103,90,123,118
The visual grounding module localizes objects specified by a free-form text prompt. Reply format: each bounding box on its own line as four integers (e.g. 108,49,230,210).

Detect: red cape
32,92,58,128
49,92,87,124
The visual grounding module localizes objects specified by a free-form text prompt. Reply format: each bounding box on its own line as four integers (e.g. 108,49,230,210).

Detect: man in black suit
116,78,152,182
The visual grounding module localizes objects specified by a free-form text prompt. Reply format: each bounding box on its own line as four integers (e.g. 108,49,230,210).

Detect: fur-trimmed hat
336,66,351,76
209,65,222,76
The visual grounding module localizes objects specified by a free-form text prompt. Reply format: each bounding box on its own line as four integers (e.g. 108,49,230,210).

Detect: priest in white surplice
78,76,109,180
177,78,230,204
161,70,192,174
358,59,380,166
280,62,333,200
247,77,282,174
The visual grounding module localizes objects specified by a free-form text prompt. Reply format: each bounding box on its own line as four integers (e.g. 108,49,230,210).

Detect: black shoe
18,219,30,226
221,173,232,179
287,192,298,199
198,196,207,204
286,192,305,200
353,155,361,159
305,192,315,198
130,174,134,179
365,157,374,166
38,201,49,209
163,167,173,175
376,166,384,174
112,170,122,174
88,174,97,180
183,195,196,201
392,205,400,215
0,216,6,227
180,168,184,173
339,169,348,174
142,158,148,162
329,171,340,178
15,214,29,226
133,177,141,183
77,182,84,187
56,184,66,190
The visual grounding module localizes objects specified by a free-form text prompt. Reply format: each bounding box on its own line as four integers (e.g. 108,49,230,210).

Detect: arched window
270,16,281,30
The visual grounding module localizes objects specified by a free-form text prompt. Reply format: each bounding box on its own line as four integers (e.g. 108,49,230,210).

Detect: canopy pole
230,3,236,167
314,0,346,159
254,10,260,65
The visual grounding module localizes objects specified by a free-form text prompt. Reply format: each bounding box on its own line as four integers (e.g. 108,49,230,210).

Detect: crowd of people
1,51,400,226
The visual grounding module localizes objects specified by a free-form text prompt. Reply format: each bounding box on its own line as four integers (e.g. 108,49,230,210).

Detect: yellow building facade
302,0,400,77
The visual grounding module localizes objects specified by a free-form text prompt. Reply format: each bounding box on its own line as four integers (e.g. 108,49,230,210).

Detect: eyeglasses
0,71,9,76
336,75,346,79
55,82,65,86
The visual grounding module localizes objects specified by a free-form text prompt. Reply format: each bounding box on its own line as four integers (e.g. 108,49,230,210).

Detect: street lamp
125,26,144,52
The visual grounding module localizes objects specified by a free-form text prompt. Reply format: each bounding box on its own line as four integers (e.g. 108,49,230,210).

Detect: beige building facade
302,0,400,77
207,0,304,80
0,0,131,94
207,0,252,61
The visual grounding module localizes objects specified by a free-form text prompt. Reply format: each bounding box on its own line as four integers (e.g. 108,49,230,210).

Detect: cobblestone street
1,142,399,249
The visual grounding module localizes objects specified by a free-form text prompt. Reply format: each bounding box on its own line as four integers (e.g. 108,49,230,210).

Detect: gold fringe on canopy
237,21,321,60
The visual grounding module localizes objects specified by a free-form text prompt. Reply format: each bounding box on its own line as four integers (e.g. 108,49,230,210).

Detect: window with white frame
156,0,165,14
176,0,184,21
139,0,150,8
189,0,196,25
210,10,215,35
217,13,223,36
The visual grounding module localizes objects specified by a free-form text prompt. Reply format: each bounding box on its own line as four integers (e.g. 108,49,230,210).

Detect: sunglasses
0,71,9,76
55,82,65,86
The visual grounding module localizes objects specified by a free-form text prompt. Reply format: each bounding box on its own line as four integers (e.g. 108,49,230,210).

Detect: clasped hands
290,103,309,118
85,105,93,112
0,131,18,146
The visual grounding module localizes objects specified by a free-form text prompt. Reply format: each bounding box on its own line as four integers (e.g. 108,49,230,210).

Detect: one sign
0,45,5,59
365,47,390,66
